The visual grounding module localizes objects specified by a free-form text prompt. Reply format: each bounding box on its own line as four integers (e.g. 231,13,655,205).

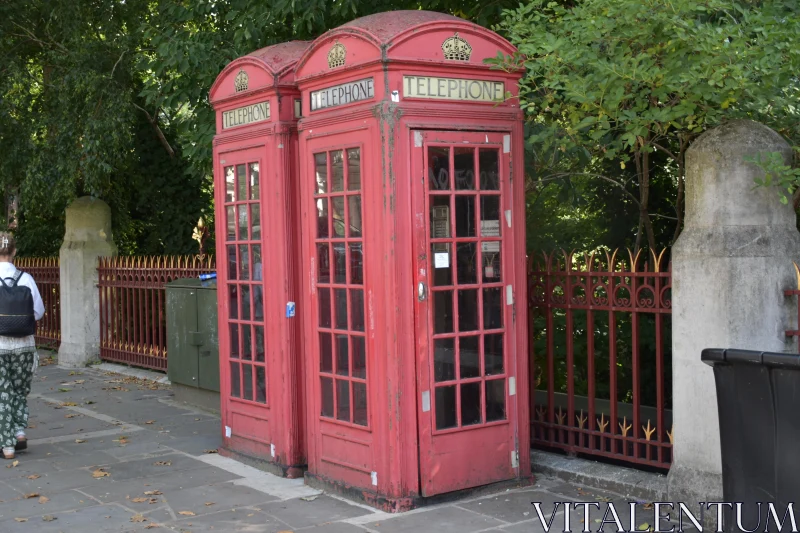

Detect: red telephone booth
295,11,530,509
210,41,310,477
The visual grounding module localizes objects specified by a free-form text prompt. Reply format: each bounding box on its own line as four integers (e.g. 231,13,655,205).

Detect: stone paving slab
0,362,675,533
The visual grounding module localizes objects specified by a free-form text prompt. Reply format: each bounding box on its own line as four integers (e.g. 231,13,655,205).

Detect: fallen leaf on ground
300,495,319,502
14,517,27,522
153,461,171,466
143,490,162,496
74,380,85,384
24,493,40,499
178,511,195,516
639,524,651,531
39,496,49,504
145,525,160,530
148,498,159,504
85,401,95,405
75,439,86,444
130,514,147,523
27,474,40,480
131,497,148,503
65,414,78,419
7,460,19,468
643,503,654,510
113,436,129,445
145,420,155,424
42,515,56,521
247,513,254,517
92,468,110,478
61,402,77,407
203,449,218,454
204,502,215,506
58,388,70,392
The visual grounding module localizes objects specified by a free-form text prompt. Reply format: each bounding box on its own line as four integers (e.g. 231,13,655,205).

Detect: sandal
2,447,14,460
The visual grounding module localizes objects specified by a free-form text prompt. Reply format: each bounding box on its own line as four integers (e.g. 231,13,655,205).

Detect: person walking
0,233,44,459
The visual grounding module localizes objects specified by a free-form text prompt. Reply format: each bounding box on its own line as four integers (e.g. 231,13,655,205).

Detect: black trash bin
702,348,800,531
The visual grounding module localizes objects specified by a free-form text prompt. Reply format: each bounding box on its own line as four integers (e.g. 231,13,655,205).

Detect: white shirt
0,262,45,320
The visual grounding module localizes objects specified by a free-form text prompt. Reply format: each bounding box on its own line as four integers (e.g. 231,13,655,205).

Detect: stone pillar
58,197,117,367
667,120,800,503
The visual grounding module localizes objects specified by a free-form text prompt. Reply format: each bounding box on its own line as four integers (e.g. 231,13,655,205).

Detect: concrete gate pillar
667,120,800,503
58,197,117,367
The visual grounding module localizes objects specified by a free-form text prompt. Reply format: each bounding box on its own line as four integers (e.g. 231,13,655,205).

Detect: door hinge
511,450,519,469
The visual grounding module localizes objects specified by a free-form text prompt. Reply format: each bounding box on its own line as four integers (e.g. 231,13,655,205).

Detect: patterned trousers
0,351,35,448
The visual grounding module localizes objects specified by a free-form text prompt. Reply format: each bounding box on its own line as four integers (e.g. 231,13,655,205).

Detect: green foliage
748,148,800,206
495,0,800,251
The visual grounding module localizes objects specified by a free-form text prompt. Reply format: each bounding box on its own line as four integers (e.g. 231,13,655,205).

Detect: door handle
418,282,427,302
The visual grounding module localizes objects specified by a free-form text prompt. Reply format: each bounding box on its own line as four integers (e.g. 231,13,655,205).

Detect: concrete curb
88,362,172,385
531,450,669,502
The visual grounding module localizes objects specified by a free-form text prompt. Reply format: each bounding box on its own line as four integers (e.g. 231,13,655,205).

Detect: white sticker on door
434,252,449,269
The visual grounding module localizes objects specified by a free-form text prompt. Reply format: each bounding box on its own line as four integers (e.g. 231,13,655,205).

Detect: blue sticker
286,302,296,318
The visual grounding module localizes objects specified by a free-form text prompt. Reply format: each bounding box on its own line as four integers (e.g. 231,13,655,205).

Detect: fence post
667,120,800,507
58,197,117,367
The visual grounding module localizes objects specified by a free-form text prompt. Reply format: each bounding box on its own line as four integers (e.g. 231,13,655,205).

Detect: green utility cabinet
166,278,220,393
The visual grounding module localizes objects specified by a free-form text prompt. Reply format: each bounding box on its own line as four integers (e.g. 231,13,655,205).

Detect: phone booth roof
295,10,518,82
209,40,311,107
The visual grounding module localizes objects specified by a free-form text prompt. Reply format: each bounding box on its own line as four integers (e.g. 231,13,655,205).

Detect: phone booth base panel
219,444,305,479
304,471,534,513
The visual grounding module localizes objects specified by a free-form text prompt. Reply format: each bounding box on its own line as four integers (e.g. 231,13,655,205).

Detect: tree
495,0,800,251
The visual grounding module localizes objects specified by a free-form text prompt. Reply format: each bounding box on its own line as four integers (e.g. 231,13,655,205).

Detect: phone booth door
412,130,517,497
218,146,269,431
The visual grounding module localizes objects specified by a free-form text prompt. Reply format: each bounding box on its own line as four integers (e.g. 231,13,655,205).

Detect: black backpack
0,270,36,337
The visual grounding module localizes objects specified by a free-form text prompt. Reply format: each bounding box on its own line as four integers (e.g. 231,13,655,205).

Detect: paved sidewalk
0,360,693,532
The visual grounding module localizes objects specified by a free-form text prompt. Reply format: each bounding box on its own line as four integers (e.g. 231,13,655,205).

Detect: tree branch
528,172,642,207
133,103,176,159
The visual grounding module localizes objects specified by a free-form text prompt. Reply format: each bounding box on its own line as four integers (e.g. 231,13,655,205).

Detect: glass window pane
254,326,265,362
454,147,475,190
318,288,331,328
251,204,261,241
230,362,241,398
256,367,266,403
435,386,457,430
455,196,476,237
238,205,249,240
336,379,350,422
350,289,364,332
349,243,363,285
225,166,235,202
486,379,506,421
253,285,263,321
229,324,239,358
480,196,501,237
237,164,247,201
334,289,347,330
482,241,501,282
241,285,251,321
242,324,252,360
321,377,334,417
252,245,262,282
317,243,330,283
483,288,503,329
335,334,349,376
434,338,455,382
459,336,480,378
456,243,477,285
333,244,346,283
484,334,504,375
433,290,453,334
315,153,328,194
458,289,479,331
348,196,362,237
431,243,452,287
461,382,482,426
238,245,250,280
316,198,329,239
243,364,253,400
430,195,451,239
353,382,367,426
479,149,500,190
347,149,361,191
331,150,344,192
228,285,238,319
320,332,333,373
332,197,345,237
352,336,366,379
249,162,260,200
227,245,237,281
226,206,236,241
428,147,450,191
